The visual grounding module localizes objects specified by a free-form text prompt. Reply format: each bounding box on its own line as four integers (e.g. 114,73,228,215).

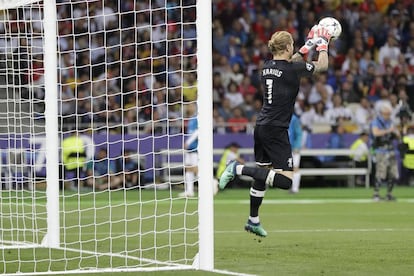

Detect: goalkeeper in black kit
219,26,332,237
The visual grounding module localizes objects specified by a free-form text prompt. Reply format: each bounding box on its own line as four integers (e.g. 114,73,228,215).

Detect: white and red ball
318,17,342,40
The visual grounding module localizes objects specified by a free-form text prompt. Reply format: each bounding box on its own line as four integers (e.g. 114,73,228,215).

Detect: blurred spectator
394,74,410,96
227,36,243,66
228,62,244,85
378,33,401,67
213,26,231,57
382,64,396,90
344,2,360,31
354,97,375,132
308,74,334,106
318,123,347,163
227,107,249,133
218,97,233,121
404,37,414,65
361,63,376,94
229,19,249,48
349,131,370,185
390,93,401,123
213,72,226,104
225,81,245,109
180,102,198,197
289,113,303,194
294,92,306,117
350,131,370,165
301,100,330,129
395,89,413,134
238,75,257,97
93,1,117,31
359,50,376,75
298,76,313,100
243,92,258,121
338,78,360,104
374,88,392,115
252,14,273,44
325,94,354,125
268,1,288,27
153,89,168,125
216,1,240,34
122,150,143,188
247,97,263,123
215,142,245,187
168,103,183,134
215,55,233,88
86,148,122,191
61,131,86,190
182,72,197,102
213,106,227,134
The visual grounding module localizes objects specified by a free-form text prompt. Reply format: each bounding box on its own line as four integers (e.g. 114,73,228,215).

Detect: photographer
370,103,400,201
401,125,414,186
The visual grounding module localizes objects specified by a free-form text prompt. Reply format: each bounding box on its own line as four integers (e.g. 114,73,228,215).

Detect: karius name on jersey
262,68,282,77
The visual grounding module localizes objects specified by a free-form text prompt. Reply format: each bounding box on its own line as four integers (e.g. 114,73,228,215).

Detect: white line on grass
211,268,257,276
216,228,414,234
216,198,414,204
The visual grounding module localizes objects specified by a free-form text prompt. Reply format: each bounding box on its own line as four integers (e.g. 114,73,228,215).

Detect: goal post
196,0,214,270
0,0,214,274
43,0,59,249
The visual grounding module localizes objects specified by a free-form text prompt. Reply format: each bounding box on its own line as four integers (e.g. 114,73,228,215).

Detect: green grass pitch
213,187,414,276
1,187,414,276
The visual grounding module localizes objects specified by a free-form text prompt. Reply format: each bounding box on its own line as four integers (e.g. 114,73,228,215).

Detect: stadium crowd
2,0,414,190
212,0,414,136
1,0,414,137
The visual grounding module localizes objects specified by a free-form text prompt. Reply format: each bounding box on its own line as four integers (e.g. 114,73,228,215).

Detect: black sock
242,166,269,182
249,181,266,218
250,195,263,218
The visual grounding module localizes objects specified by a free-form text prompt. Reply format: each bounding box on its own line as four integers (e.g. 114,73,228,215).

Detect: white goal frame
0,0,214,274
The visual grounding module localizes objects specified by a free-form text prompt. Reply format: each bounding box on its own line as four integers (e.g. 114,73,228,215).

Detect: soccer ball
318,17,342,40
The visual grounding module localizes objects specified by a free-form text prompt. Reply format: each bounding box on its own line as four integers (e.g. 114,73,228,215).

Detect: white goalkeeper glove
299,25,318,55
314,26,332,52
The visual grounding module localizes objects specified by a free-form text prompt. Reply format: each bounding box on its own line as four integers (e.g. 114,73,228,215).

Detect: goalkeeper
219,26,332,237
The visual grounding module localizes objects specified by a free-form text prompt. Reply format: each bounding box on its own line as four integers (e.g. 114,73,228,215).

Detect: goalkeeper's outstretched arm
292,25,332,73
291,49,328,72
312,50,328,73
292,25,330,72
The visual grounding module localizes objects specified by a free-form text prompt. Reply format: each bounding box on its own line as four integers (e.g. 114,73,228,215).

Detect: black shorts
254,125,293,171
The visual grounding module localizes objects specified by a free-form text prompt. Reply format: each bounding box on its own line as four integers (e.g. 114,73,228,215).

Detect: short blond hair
268,31,293,55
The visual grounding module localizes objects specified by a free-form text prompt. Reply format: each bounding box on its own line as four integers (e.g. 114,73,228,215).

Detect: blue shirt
186,116,198,151
288,114,302,151
87,158,118,176
370,116,392,132
370,116,395,152
124,159,138,172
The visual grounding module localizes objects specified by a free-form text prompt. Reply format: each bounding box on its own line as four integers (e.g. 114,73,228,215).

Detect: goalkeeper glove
315,27,332,52
299,25,318,55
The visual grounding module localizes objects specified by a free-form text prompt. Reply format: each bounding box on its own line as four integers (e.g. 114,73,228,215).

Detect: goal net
0,0,214,274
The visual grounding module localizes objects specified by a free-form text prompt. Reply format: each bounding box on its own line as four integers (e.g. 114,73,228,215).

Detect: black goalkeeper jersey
256,59,315,128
